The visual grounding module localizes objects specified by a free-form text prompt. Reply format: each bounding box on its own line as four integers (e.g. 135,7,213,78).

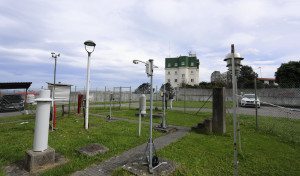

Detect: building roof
257,78,275,81
0,82,32,89
46,82,72,86
165,55,199,69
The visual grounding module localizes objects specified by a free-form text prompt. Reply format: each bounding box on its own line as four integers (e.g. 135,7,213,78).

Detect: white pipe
85,53,91,129
33,89,52,152
139,110,141,136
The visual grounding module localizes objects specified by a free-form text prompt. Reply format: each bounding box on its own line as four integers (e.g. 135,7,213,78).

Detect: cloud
1,0,300,89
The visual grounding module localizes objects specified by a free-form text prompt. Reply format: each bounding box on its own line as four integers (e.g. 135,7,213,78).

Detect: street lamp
224,44,243,176
132,59,164,173
84,40,96,130
51,52,60,131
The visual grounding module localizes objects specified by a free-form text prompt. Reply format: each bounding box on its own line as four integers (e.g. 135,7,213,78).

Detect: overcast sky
0,0,299,91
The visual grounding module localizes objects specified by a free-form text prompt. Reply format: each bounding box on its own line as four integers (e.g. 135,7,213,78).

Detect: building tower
165,54,200,87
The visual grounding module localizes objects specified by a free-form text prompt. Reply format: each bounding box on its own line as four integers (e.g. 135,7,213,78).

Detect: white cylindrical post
139,110,141,136
33,89,52,152
163,84,166,128
139,94,146,114
85,54,91,129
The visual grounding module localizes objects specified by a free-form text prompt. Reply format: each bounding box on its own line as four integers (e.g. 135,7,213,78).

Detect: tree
134,83,151,94
160,82,174,93
275,61,300,88
237,65,264,89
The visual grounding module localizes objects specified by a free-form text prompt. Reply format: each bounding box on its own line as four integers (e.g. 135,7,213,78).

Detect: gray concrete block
76,143,109,157
123,158,179,176
212,87,226,134
24,146,55,172
153,126,177,134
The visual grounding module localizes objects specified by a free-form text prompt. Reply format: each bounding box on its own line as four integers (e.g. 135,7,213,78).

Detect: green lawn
0,114,35,123
0,114,163,176
1,108,299,176
108,109,300,176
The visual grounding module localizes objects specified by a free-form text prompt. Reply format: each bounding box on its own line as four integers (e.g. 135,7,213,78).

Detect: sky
0,0,299,91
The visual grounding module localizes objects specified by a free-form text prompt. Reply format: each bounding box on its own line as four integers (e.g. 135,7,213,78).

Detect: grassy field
1,107,299,176
107,109,300,176
0,113,163,176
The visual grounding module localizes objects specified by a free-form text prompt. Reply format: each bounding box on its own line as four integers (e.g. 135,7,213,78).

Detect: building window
191,70,194,74
168,79,170,83
182,74,185,78
191,62,194,66
167,63,171,67
175,71,177,75
191,79,194,82
168,71,170,75
175,79,177,83
174,63,178,67
181,61,185,66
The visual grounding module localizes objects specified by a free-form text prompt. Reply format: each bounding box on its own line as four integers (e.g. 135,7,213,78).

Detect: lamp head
133,60,139,64
84,40,96,54
84,40,96,47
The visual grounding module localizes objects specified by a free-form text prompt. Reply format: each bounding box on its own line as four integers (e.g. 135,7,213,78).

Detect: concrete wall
69,88,300,106
175,88,300,106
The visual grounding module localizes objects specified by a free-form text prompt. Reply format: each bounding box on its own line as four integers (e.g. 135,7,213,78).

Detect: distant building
165,54,200,87
211,71,221,82
257,78,277,85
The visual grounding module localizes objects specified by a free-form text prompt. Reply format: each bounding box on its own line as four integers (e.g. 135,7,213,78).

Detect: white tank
139,94,146,114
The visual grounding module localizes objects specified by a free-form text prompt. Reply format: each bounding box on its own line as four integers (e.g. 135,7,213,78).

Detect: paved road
1,103,299,119
127,103,300,119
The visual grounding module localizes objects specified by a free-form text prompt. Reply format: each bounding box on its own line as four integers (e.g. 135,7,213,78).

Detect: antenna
168,41,170,57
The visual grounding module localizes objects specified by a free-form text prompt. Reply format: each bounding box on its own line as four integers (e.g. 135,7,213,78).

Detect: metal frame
133,59,166,173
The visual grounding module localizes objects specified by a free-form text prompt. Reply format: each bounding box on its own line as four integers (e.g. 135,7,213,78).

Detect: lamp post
51,52,60,131
133,59,164,173
84,40,96,130
224,44,243,176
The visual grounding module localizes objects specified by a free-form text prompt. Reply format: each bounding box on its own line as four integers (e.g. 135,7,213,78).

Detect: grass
0,113,163,176
110,111,300,176
148,100,233,108
1,107,299,176
0,114,35,123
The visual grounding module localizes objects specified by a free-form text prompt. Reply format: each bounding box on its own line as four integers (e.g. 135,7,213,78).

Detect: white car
240,94,260,108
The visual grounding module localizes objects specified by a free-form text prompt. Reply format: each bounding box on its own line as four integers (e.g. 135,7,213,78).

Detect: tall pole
51,53,59,131
85,52,91,130
184,83,186,113
148,59,154,172
156,85,158,109
231,44,238,176
255,76,258,129
162,84,166,128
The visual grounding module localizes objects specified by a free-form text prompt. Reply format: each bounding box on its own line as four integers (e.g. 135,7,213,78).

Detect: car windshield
244,94,255,98
2,95,23,103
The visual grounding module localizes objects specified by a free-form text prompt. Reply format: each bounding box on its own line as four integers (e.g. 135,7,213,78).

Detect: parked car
0,95,24,112
240,94,260,108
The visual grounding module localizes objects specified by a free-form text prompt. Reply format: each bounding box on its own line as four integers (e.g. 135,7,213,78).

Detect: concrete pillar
212,87,226,134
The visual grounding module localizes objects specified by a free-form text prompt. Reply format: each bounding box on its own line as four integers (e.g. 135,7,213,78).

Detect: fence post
104,86,106,109
129,86,132,110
